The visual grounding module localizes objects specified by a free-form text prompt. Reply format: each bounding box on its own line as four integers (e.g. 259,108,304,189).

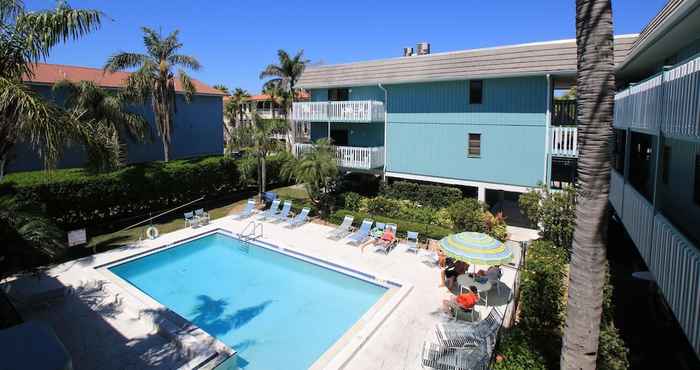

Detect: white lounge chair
328,216,354,240
347,219,373,245
258,199,281,220
287,208,310,228
233,199,256,220
184,211,198,228
271,201,293,222
404,231,419,253
194,208,210,225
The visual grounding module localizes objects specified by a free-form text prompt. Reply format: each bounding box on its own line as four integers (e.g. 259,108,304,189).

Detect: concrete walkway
2,214,537,370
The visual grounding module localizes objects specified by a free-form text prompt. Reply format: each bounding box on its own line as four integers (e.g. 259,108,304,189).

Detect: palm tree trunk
0,155,6,181
560,1,614,369
162,135,170,162
261,154,267,194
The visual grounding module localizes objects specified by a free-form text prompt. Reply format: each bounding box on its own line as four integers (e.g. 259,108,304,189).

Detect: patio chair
374,224,398,254
233,199,256,220
347,219,373,245
271,201,293,222
184,211,198,228
420,341,490,370
258,199,281,220
328,216,354,240
486,267,504,296
194,208,210,225
287,208,310,228
404,231,419,253
437,308,502,347
444,300,476,322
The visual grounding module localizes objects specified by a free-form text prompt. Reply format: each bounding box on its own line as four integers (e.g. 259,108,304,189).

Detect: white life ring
146,226,159,240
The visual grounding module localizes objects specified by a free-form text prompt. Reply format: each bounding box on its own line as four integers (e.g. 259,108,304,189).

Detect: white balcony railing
550,126,578,157
293,143,384,170
292,101,385,122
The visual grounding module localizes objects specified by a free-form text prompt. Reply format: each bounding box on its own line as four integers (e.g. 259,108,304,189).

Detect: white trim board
384,171,531,193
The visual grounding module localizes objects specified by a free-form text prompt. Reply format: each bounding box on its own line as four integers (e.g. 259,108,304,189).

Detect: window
328,88,349,101
661,145,671,185
611,129,626,173
468,133,481,157
694,155,700,205
469,80,483,104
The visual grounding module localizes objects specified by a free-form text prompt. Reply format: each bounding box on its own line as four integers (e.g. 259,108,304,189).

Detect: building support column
478,186,486,203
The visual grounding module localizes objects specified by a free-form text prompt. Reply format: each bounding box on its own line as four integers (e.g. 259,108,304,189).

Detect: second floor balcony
550,126,578,157
292,100,385,123
293,143,384,170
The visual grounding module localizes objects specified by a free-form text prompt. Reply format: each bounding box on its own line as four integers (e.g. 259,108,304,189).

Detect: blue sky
27,0,667,93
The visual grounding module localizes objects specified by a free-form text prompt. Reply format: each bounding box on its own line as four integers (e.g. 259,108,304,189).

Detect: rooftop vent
403,47,414,57
416,42,430,55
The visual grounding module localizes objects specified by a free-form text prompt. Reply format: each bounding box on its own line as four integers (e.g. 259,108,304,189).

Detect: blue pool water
110,233,387,369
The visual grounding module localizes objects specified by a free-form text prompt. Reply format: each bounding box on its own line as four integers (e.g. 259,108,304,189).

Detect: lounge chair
258,199,281,220
347,219,373,245
271,201,293,222
375,222,386,231
233,199,256,220
287,208,310,228
184,211,198,228
328,216,354,240
194,208,210,225
2,283,72,310
421,341,490,370
404,231,419,253
374,224,398,254
437,308,503,347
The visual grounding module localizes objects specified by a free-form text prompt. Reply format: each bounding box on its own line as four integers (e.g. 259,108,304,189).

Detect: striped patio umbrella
438,232,513,266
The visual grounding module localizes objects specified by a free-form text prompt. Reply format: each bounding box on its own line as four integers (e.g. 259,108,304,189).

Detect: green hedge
2,155,291,229
380,181,462,208
329,209,453,241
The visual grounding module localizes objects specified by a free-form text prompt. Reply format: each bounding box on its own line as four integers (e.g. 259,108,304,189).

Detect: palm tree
226,87,250,128
104,27,201,162
250,115,287,199
281,138,338,215
560,0,615,368
260,49,309,148
212,84,230,95
0,0,102,179
262,82,287,120
52,80,149,172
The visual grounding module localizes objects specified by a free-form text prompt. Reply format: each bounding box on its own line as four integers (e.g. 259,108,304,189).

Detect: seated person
443,286,480,315
375,227,396,248
477,265,502,279
443,260,469,290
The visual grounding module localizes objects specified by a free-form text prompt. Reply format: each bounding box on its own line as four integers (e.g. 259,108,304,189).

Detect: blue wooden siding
310,121,384,147
385,77,548,187
7,84,223,172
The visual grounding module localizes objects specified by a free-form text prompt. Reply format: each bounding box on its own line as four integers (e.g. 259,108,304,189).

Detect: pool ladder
239,220,263,241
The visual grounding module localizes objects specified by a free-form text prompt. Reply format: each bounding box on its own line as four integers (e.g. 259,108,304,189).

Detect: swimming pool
109,232,388,369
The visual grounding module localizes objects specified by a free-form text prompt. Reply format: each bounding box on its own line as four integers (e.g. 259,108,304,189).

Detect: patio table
457,274,492,306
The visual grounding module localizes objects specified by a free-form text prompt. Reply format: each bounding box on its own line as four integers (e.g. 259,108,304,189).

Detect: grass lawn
86,185,311,251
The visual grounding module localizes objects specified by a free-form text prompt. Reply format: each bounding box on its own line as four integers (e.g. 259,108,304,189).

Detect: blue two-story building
8,63,225,172
294,37,635,203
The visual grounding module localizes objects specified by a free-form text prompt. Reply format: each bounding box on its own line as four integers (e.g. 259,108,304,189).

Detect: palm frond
178,70,196,102
103,52,148,72
259,64,284,80
168,54,201,70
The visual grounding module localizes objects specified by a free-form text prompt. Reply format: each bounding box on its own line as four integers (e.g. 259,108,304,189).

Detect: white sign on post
67,229,87,247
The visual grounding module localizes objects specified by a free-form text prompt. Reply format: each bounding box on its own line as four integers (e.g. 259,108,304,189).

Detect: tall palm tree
560,0,615,368
262,82,287,120
52,80,149,172
229,87,250,127
281,138,338,215
0,0,102,179
250,115,287,199
260,49,308,149
104,27,201,162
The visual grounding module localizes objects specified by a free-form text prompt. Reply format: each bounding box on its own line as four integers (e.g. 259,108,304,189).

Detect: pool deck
1,215,537,370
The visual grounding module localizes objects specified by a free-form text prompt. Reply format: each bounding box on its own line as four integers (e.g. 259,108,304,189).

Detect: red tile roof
246,90,311,102
24,63,226,96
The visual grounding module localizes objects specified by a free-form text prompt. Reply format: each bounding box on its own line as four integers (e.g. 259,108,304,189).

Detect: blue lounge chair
405,231,419,253
258,199,281,220
233,199,256,220
287,208,310,228
328,215,354,240
271,201,293,222
348,219,373,245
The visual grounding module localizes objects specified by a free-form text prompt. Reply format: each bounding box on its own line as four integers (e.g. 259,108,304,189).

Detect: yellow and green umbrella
438,232,512,266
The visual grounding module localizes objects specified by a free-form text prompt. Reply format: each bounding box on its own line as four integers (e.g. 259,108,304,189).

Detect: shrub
484,211,508,242
492,327,548,370
2,155,292,231
448,198,487,232
341,192,362,211
518,185,576,254
329,209,453,241
380,181,462,208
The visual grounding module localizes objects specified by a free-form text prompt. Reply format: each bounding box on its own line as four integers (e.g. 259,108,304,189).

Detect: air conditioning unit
416,42,430,55
403,47,414,57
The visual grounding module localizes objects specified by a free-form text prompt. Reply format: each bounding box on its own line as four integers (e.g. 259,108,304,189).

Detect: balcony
609,169,700,355
292,101,385,123
293,143,384,170
550,126,578,157
552,100,576,126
